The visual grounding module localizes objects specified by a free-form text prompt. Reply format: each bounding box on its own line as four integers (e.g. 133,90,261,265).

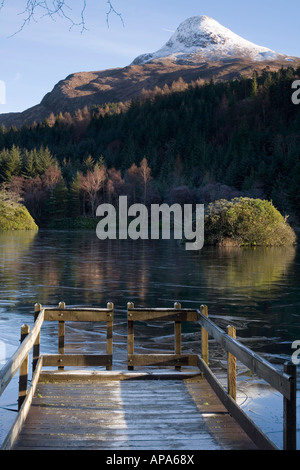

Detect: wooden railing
197,305,297,451
126,302,297,451
39,302,114,370
0,302,114,450
0,301,297,451
127,301,199,370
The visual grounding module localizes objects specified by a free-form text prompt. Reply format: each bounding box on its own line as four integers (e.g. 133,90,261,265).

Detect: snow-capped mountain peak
132,16,283,65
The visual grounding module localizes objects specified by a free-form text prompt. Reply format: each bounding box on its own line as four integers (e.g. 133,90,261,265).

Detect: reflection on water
203,245,296,295
0,231,38,259
0,230,299,449
0,229,299,361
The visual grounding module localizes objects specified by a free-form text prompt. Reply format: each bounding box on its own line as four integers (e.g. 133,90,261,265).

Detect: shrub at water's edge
204,197,296,247
0,190,38,231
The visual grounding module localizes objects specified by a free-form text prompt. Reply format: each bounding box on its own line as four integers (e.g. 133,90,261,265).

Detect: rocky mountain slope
1,16,299,128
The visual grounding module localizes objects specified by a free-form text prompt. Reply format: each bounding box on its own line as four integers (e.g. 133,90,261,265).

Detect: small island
204,197,296,247
0,189,38,231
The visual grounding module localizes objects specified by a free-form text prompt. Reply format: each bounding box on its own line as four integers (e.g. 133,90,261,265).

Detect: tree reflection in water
0,231,298,362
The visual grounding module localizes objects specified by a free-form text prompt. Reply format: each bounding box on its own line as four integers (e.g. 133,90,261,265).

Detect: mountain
132,16,284,65
1,16,299,128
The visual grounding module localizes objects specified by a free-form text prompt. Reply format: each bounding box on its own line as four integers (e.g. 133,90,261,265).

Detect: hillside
0,16,299,128
0,66,299,228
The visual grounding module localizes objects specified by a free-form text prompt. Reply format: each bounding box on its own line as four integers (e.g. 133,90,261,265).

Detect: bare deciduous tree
126,158,153,205
41,165,62,194
80,164,107,216
139,157,152,204
0,0,123,34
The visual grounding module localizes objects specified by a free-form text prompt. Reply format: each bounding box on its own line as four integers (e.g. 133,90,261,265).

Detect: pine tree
36,146,56,174
83,155,95,173
44,178,69,223
0,145,21,182
251,72,258,98
22,149,37,178
69,172,82,217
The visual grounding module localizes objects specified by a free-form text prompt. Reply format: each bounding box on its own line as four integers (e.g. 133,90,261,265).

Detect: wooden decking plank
13,374,258,450
14,440,221,451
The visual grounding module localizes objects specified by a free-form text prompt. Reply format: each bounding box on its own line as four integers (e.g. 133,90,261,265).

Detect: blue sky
0,0,299,114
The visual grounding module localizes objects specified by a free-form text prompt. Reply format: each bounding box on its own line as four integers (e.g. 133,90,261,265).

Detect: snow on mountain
132,16,284,65
2,15,299,129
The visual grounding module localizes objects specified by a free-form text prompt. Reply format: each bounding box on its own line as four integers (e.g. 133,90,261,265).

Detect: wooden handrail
0,302,114,400
127,302,199,370
0,309,44,397
0,301,115,450
197,305,297,451
1,357,43,451
126,302,297,450
0,301,297,451
197,305,292,399
126,302,292,399
42,301,114,371
197,354,279,450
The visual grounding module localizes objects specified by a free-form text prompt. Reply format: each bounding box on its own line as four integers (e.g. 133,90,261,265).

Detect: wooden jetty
0,302,297,451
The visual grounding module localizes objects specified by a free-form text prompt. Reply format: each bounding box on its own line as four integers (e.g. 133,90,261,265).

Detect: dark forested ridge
0,66,299,227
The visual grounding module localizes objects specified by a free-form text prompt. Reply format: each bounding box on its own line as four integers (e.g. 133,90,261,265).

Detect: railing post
106,302,114,371
227,326,237,401
201,305,209,366
283,362,297,450
18,324,30,410
128,302,134,370
174,302,182,371
58,301,65,370
32,303,42,373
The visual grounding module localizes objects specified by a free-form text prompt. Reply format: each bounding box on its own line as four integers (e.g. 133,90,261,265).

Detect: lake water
0,230,299,449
